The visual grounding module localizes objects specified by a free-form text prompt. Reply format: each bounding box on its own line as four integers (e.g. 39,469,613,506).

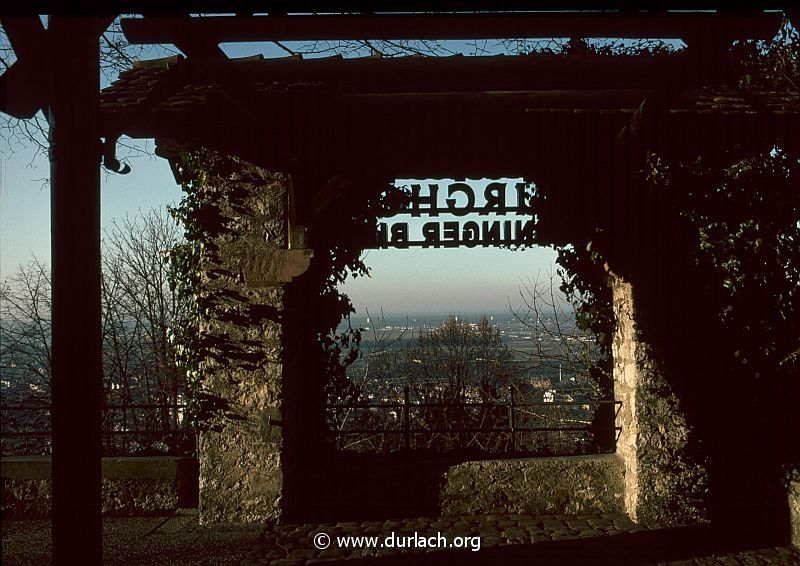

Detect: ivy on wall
165,148,411,434
292,179,411,408
165,151,211,432
165,149,261,432
161,22,798,530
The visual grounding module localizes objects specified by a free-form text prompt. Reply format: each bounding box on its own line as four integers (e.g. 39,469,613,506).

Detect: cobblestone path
240,513,800,565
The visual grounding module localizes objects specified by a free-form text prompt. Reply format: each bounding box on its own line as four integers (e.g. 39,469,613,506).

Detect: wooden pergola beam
342,89,652,109
103,53,697,105
121,12,783,44
1,14,114,565
103,97,630,180
141,13,227,59
7,1,793,15
1,16,48,61
47,15,110,566
129,0,794,11
0,16,49,118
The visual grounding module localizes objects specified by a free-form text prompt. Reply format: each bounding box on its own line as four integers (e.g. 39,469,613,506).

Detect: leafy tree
525,16,798,535
730,18,799,91
642,146,799,475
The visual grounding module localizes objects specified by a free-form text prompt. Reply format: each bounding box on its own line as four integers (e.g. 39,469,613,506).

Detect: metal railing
328,386,621,455
1,403,196,457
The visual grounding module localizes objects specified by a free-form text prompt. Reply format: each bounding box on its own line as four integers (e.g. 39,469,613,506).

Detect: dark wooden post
403,386,411,451
509,385,517,453
48,17,103,565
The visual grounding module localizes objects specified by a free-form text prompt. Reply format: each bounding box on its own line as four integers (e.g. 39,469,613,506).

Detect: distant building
528,377,552,389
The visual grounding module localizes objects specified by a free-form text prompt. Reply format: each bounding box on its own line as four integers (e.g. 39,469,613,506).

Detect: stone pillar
612,277,641,520
790,480,800,549
185,152,311,524
611,276,707,526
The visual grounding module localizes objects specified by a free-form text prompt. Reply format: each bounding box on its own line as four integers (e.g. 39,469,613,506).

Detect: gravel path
240,513,800,565
4,511,798,565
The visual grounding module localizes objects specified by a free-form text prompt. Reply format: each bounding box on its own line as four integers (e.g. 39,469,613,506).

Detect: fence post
403,386,411,451
509,385,517,452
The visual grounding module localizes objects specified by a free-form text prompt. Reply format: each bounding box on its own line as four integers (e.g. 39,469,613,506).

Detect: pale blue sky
340,246,562,316
0,144,562,314
339,178,562,315
0,139,184,276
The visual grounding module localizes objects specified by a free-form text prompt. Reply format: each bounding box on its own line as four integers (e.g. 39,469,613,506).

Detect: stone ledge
241,247,313,286
1,455,197,480
440,454,625,517
0,455,52,480
1,456,199,519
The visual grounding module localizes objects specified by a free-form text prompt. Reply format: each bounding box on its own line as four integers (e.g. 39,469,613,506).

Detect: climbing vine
165,149,239,432
298,180,411,407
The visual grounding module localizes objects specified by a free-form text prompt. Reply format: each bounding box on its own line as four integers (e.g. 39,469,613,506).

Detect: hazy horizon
2,151,567,313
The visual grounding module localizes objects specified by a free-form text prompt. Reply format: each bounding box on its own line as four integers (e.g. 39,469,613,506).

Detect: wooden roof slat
343,90,653,110
122,13,782,44
98,43,797,179
111,1,794,13
131,15,268,125
104,53,696,105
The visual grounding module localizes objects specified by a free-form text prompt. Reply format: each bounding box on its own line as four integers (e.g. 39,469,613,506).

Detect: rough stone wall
2,479,186,519
440,455,625,516
790,480,800,548
2,478,52,519
612,278,640,518
611,278,708,526
193,154,289,524
1,456,197,519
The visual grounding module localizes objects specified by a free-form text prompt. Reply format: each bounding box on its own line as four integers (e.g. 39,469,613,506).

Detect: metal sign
377,181,535,248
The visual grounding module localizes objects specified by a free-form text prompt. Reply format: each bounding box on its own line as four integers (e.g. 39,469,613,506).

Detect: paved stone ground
1,509,263,565
241,513,636,564
242,513,800,565
3,511,799,565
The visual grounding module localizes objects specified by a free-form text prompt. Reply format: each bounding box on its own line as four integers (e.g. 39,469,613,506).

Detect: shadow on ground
307,451,455,522
4,512,799,565
350,524,799,565
1,510,263,566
